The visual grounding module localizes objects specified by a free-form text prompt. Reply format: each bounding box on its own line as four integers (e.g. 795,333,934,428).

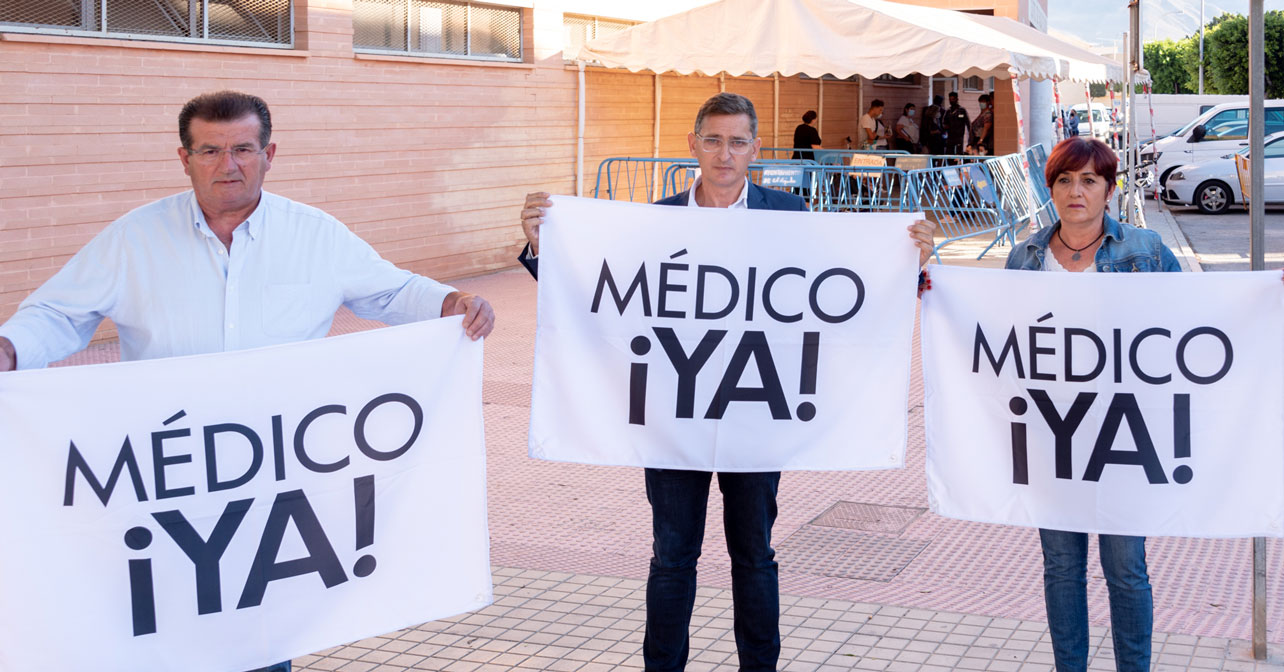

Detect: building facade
0,0,1046,340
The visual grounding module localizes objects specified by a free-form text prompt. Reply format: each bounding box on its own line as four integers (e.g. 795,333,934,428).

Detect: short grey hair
693,92,758,137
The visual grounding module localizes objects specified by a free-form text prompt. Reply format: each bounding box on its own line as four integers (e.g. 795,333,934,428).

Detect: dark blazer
518,182,808,279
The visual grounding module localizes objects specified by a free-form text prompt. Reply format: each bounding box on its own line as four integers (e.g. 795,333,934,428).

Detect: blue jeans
643,469,780,672
246,663,289,672
1040,530,1152,672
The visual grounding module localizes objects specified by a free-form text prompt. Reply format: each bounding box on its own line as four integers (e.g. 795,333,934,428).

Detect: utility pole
1198,0,1205,94
1249,0,1266,659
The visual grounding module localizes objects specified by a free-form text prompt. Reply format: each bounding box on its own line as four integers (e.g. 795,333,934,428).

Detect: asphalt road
1165,202,1284,272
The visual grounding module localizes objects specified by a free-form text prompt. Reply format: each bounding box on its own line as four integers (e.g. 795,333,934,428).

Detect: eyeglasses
185,146,266,165
695,134,755,155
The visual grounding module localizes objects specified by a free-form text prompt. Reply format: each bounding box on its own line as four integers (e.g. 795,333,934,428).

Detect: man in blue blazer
517,93,933,671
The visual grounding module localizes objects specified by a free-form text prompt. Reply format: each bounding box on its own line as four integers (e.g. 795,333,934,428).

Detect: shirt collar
187,190,269,241
686,175,750,209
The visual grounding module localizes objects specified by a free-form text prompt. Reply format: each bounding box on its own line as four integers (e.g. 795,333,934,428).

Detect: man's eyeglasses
185,146,266,165
695,134,755,155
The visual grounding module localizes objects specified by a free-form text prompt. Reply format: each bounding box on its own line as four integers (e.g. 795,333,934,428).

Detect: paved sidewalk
295,567,1284,671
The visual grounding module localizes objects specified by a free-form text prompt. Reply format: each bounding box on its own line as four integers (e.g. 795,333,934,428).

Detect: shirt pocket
262,282,321,338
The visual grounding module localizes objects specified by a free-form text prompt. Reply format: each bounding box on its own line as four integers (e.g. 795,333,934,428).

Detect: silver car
1161,131,1284,214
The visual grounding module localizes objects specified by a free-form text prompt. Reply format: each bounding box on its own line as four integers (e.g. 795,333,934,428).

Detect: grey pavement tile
291,566,1282,672
905,639,937,654
892,649,930,664
835,643,873,658
936,643,968,657
796,649,832,664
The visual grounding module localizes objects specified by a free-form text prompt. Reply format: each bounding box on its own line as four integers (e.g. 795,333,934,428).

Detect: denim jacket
1005,213,1181,273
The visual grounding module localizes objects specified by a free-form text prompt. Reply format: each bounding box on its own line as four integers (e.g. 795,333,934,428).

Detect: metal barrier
758,147,909,164
928,154,992,169
594,157,703,202
906,162,1014,262
985,153,1053,237
1024,144,1057,226
593,147,1057,261
660,159,820,199
805,164,914,213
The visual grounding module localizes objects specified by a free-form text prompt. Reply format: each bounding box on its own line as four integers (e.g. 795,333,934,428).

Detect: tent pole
857,77,864,148
576,60,585,198
818,77,824,140
773,73,780,148
653,73,662,202
1083,82,1095,138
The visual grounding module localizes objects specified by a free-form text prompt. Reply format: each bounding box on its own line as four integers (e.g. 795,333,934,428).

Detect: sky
1048,0,1281,48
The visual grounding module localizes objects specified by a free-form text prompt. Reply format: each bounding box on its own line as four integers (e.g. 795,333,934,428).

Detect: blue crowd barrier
906,162,1014,262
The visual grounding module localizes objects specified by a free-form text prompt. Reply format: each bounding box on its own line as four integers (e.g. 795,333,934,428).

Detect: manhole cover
776,526,929,582
809,501,925,535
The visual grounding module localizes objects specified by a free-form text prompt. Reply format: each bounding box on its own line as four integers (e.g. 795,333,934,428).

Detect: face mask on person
875,112,883,119
908,110,916,117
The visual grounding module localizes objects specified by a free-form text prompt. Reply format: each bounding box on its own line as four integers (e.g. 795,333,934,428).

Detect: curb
1149,201,1204,273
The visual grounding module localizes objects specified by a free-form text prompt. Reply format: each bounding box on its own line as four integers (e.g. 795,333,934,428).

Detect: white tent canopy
573,0,1130,84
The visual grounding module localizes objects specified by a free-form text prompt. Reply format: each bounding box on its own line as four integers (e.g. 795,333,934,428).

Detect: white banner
530,196,922,471
922,265,1284,537
0,318,491,672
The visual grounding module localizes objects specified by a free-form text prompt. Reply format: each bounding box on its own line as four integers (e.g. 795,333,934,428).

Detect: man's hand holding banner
529,196,924,472
0,318,491,672
922,265,1284,537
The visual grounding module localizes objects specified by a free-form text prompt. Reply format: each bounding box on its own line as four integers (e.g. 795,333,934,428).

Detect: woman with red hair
1006,136,1179,672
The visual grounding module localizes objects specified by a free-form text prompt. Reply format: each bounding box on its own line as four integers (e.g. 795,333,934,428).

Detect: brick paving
56,200,1284,669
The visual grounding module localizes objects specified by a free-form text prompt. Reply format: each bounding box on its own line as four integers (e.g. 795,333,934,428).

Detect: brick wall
0,3,861,340
0,0,1040,344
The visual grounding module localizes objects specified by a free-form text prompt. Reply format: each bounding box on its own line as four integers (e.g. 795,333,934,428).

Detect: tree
1176,35,1218,94
1203,11,1284,98
1143,38,1194,94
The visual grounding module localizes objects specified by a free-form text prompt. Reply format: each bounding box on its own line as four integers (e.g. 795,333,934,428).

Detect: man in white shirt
0,91,494,672
0,90,492,374
859,99,890,150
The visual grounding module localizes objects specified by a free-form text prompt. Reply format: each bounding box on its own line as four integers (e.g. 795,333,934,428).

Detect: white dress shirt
0,190,456,369
686,175,750,209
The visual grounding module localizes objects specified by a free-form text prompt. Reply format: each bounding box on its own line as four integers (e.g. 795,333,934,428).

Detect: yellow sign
1235,153,1252,205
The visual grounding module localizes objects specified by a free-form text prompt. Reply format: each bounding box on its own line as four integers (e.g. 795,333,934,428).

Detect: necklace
1056,226,1104,261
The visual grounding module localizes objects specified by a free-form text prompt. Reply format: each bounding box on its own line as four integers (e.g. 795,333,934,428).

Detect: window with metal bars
353,0,522,62
0,0,293,47
562,13,635,55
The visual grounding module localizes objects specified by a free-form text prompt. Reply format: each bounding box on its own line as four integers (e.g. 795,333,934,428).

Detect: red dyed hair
1045,136,1118,188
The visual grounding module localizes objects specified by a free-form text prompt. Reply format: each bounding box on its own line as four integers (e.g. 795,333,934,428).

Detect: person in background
943,91,970,155
859,99,890,150
1068,109,1081,137
791,110,822,161
894,102,920,154
970,93,994,155
1005,136,1176,672
921,102,945,155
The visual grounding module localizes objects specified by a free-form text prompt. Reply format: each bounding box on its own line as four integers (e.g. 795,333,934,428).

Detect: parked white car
1162,131,1284,214
1140,100,1284,190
